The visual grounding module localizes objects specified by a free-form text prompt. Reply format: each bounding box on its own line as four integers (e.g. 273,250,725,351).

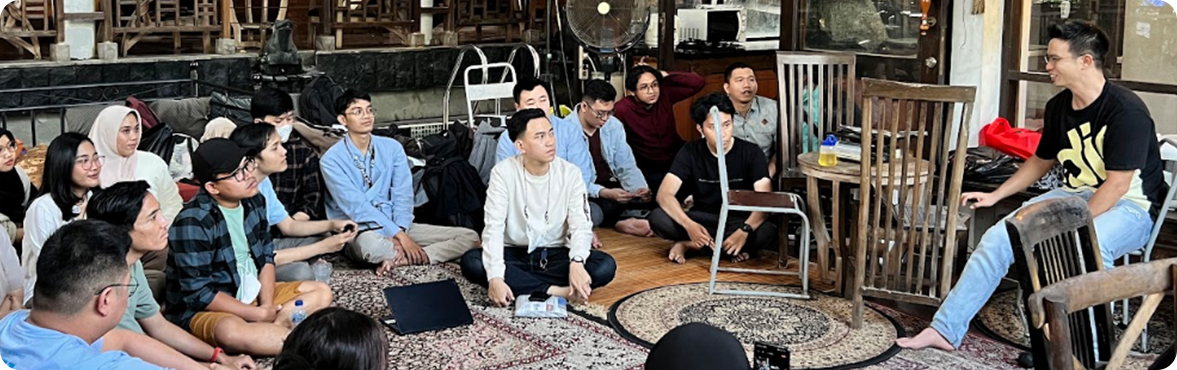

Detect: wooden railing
1,0,540,59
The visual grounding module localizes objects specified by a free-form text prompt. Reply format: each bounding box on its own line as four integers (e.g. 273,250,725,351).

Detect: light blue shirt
321,134,414,239
495,114,596,196
567,108,648,195
258,178,290,227
0,310,168,370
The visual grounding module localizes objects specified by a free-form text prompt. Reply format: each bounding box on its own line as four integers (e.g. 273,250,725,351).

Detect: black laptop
380,279,474,335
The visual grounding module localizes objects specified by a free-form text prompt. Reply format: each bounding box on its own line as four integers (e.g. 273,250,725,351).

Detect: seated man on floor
230,124,358,282
649,92,778,264
573,79,655,237
724,62,780,177
614,64,705,192
88,181,255,370
322,89,479,273
494,77,593,184
461,109,617,306
167,138,334,357
0,220,201,370
897,21,1164,351
251,87,325,221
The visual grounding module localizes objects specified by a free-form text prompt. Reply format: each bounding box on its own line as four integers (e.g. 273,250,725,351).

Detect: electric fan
565,0,651,78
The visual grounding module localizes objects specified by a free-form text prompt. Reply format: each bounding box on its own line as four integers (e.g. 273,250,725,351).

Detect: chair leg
708,208,730,295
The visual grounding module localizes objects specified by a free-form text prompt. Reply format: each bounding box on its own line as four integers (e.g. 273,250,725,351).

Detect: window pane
1016,80,1064,129
800,0,922,56
1139,91,1177,135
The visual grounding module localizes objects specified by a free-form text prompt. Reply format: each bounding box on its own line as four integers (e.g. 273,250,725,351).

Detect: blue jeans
930,188,1153,348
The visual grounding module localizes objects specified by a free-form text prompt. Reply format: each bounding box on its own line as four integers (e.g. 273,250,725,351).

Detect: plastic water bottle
819,134,839,167
311,259,333,284
291,300,307,326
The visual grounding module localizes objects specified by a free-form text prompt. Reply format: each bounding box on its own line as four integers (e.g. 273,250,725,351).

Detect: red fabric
979,117,1041,160
177,181,200,202
126,96,161,129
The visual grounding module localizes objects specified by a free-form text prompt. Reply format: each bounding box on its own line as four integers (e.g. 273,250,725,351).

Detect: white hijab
89,106,142,188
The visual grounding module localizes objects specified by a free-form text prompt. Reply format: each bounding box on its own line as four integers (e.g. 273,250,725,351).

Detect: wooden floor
588,229,834,308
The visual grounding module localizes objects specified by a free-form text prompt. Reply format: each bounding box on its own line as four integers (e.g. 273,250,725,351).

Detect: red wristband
210,347,223,363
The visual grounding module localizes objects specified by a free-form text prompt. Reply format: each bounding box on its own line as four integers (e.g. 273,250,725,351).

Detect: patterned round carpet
608,283,903,370
976,289,1175,354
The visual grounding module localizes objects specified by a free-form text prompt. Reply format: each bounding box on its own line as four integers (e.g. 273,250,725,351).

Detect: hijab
0,129,29,223
202,118,237,143
88,106,142,188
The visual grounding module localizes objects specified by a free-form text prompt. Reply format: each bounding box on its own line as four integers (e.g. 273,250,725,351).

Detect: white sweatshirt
481,156,593,280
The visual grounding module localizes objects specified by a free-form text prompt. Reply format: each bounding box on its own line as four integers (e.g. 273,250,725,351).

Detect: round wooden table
797,152,931,296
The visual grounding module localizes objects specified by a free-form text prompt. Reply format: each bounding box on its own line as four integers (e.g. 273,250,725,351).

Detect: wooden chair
776,51,856,292
103,0,220,55
1008,196,1114,369
1028,257,1177,370
228,0,289,49
1,0,56,59
850,78,975,329
706,106,813,300
776,51,857,183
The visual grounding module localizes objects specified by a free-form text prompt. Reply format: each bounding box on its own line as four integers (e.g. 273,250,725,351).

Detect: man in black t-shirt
898,21,1164,352
648,92,778,264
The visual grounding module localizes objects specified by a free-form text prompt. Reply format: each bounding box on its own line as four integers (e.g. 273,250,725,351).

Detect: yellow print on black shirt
1057,121,1107,189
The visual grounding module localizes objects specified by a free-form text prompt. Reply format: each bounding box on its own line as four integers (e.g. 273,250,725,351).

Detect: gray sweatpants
345,223,480,265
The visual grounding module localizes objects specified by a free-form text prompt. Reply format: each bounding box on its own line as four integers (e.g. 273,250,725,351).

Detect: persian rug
975,289,1174,354
258,263,649,370
608,282,903,369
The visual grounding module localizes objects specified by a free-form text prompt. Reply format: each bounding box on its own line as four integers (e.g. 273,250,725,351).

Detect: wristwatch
739,223,754,233
571,256,586,264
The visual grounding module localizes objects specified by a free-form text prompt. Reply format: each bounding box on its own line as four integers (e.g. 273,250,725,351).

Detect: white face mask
276,124,294,143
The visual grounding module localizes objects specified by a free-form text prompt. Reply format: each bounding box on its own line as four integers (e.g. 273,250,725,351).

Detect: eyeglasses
347,107,377,117
212,159,257,183
95,282,139,297
0,144,15,156
75,155,105,169
582,103,613,120
638,82,659,93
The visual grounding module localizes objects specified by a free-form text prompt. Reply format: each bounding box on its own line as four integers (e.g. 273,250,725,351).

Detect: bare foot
730,252,751,263
592,232,603,249
668,241,698,264
895,328,955,351
615,218,653,237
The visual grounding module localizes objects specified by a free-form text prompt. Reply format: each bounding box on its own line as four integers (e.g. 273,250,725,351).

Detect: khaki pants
346,223,479,264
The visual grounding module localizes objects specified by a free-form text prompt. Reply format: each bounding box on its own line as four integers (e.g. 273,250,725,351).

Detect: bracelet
210,347,223,363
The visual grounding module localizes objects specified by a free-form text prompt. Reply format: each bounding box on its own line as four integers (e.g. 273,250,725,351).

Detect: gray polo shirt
732,95,779,161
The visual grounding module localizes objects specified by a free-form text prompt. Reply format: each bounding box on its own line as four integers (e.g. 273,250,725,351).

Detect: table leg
806,176,832,287
831,180,843,295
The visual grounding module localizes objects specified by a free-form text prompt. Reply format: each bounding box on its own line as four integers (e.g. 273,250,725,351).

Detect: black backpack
416,156,487,232
299,76,345,128
259,20,301,75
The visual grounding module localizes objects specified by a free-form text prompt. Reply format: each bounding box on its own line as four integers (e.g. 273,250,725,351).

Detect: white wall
948,0,1005,146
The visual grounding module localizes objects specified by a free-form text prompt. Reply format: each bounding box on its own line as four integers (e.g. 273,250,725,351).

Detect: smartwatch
739,223,754,233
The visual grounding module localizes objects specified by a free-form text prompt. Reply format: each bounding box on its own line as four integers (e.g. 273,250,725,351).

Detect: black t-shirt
1035,82,1165,216
668,139,769,215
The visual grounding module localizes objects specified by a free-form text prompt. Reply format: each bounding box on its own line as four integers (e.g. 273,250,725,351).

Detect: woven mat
257,263,649,370
608,282,903,370
975,289,1174,354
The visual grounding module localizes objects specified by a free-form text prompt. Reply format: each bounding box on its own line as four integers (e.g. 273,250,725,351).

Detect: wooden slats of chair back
339,0,410,23
855,78,975,304
1007,196,1113,370
775,52,856,176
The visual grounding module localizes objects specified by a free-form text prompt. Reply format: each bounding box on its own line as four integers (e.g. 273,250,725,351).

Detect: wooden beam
657,0,674,70
999,0,1024,121
779,0,798,51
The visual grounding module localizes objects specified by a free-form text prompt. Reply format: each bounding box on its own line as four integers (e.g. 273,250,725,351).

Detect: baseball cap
192,138,257,184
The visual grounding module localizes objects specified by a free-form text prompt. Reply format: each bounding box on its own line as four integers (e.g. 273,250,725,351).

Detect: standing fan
565,0,651,78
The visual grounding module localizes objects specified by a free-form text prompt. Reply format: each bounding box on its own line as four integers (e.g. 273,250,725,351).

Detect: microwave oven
675,7,747,44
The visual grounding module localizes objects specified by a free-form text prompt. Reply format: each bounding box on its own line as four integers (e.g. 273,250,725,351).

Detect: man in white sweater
460,109,617,306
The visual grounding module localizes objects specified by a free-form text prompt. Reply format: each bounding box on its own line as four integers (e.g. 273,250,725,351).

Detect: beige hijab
202,118,237,143
88,106,142,188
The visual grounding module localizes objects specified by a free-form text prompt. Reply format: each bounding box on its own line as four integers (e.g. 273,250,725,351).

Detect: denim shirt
321,135,414,239
495,114,596,196
567,108,648,195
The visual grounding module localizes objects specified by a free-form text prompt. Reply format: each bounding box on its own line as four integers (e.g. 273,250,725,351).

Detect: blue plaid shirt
164,190,274,329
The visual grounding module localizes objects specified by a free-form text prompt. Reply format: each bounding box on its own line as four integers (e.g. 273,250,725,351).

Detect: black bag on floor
209,92,252,125
299,76,345,128
416,157,486,232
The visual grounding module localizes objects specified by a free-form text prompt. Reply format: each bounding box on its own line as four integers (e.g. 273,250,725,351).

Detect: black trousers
647,207,779,256
460,247,617,295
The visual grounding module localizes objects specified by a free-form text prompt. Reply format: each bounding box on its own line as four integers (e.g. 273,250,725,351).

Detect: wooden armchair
850,78,975,329
1028,257,1177,370
1008,196,1114,369
775,51,857,183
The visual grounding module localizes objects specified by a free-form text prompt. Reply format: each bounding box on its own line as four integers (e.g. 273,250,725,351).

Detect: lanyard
347,136,376,189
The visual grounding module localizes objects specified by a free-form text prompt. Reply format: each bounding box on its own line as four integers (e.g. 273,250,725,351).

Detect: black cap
192,138,256,184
